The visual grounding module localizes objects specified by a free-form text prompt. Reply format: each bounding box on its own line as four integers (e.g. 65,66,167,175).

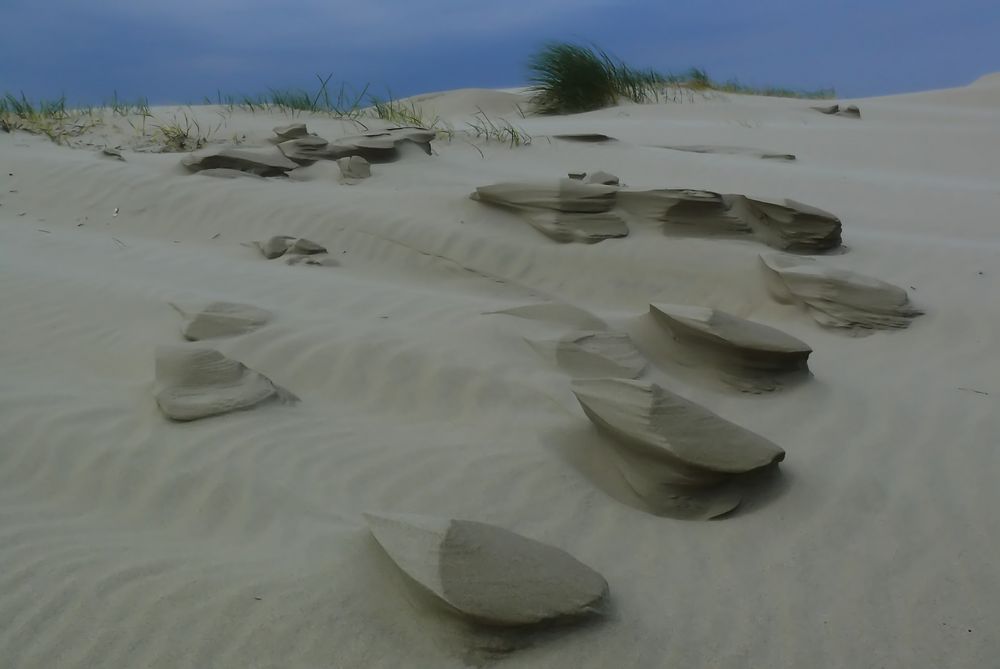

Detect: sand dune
1,80,998,668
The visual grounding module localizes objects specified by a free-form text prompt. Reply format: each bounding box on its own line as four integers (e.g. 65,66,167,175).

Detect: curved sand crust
526,331,647,379
567,170,621,185
571,378,785,475
154,346,297,421
181,146,298,176
618,189,842,252
522,211,629,243
649,303,811,389
169,301,273,341
276,135,331,163
272,122,309,140
760,253,923,331
195,167,267,180
365,512,609,627
487,303,608,331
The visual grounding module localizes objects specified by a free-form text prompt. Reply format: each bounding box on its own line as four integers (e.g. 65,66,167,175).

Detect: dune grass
527,43,667,114
0,92,102,143
528,42,835,115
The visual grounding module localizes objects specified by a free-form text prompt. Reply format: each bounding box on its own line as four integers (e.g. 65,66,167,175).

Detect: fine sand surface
1,79,999,667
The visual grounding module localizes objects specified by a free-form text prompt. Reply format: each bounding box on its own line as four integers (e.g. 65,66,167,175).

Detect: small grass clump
528,43,665,114
152,112,220,152
466,108,532,148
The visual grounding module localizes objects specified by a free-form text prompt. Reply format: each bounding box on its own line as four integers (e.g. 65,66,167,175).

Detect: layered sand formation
472,180,842,251
760,253,923,331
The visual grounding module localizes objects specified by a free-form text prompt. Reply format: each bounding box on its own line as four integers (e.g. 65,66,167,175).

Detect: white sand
1,80,998,667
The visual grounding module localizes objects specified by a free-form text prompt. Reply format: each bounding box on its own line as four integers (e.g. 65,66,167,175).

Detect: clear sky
2,0,999,105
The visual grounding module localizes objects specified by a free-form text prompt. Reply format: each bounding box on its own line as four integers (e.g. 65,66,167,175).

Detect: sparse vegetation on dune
1,78,532,156
0,92,100,144
527,41,835,115
1,47,831,152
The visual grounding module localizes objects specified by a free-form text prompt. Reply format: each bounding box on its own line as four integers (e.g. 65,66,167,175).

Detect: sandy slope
1,81,998,668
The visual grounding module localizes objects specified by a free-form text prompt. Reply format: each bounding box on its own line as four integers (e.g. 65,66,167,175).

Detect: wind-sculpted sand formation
154,346,297,421
10,78,1000,668
472,178,842,251
169,301,273,341
471,179,629,243
366,512,609,627
617,189,842,251
487,303,610,330
181,145,299,176
526,331,648,379
760,253,923,331
649,303,812,391
572,378,786,519
276,126,435,164
183,123,435,177
812,103,862,118
253,235,326,258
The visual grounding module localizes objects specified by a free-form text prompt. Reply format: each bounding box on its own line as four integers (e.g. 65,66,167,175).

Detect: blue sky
2,0,999,104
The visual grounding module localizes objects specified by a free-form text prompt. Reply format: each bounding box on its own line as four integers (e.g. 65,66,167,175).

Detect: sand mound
760,253,923,331
650,303,811,391
181,146,298,176
365,512,609,627
169,301,272,341
526,331,647,379
154,346,297,421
